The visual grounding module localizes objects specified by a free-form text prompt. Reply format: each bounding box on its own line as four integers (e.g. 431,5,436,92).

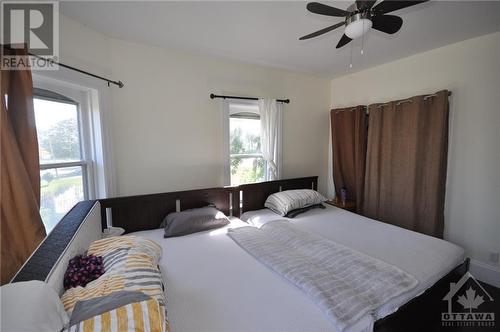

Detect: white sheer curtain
258,99,283,180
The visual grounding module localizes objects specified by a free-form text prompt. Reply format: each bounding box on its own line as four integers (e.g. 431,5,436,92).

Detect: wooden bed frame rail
98,176,318,233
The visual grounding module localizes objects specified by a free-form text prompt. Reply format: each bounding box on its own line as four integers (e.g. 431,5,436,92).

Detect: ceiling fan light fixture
344,13,372,39
345,17,372,39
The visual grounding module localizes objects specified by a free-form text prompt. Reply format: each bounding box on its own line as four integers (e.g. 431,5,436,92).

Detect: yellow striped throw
61,236,168,331
67,297,167,332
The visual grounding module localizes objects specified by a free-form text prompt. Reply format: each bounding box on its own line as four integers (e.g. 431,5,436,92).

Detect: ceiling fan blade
371,14,403,34
336,34,352,48
373,1,429,15
356,0,377,11
299,22,345,40
307,2,349,17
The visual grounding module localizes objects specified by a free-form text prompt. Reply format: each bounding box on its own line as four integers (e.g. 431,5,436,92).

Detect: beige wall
59,15,331,196
330,32,500,267
60,15,111,77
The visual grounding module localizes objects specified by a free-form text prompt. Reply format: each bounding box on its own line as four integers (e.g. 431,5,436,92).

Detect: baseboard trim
469,259,500,288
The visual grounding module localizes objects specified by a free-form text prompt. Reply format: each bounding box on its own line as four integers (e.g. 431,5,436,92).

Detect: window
224,100,282,186
31,71,112,233
230,114,266,185
226,102,265,186
34,90,90,232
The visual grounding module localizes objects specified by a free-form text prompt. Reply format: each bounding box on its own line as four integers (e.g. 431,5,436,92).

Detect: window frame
34,87,95,201
223,100,268,186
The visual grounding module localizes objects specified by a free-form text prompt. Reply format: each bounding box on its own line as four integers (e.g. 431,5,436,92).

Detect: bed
128,205,463,332
12,176,469,331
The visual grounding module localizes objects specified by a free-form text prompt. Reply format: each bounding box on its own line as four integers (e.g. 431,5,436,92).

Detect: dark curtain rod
2,44,124,88
29,53,124,88
210,93,290,104
0,44,124,88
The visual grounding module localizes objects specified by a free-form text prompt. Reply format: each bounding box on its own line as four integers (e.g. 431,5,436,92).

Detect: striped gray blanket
228,221,418,332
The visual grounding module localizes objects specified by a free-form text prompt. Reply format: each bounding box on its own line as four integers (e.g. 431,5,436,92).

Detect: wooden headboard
98,176,318,233
99,187,240,233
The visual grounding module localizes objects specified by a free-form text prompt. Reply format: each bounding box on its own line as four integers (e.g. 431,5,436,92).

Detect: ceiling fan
300,1,429,48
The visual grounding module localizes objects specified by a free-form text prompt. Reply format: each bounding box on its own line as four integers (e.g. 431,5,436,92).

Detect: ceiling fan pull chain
361,19,365,55
349,42,353,69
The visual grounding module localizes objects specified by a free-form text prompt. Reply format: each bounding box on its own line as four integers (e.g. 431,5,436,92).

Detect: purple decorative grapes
63,254,105,290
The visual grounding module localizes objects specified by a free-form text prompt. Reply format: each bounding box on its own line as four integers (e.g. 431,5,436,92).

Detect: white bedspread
131,205,464,332
228,221,418,332
241,205,465,318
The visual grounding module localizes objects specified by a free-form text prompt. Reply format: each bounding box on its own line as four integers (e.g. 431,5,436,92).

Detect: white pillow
264,189,327,216
0,280,69,332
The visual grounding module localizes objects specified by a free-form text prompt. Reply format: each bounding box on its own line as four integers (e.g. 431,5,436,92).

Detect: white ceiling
61,1,500,78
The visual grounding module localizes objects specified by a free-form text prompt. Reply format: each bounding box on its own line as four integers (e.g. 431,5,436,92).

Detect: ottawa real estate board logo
442,272,495,328
1,1,59,70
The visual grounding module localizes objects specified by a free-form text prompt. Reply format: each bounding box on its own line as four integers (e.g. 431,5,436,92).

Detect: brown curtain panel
330,106,367,213
363,90,449,238
1,46,46,284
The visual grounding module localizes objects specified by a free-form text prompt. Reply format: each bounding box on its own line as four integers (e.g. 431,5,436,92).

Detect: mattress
131,206,464,332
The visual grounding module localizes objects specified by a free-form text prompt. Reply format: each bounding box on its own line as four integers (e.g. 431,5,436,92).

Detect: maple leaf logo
457,287,484,312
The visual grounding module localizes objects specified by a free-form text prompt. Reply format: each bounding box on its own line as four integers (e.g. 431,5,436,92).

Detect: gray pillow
163,206,229,238
265,189,327,216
